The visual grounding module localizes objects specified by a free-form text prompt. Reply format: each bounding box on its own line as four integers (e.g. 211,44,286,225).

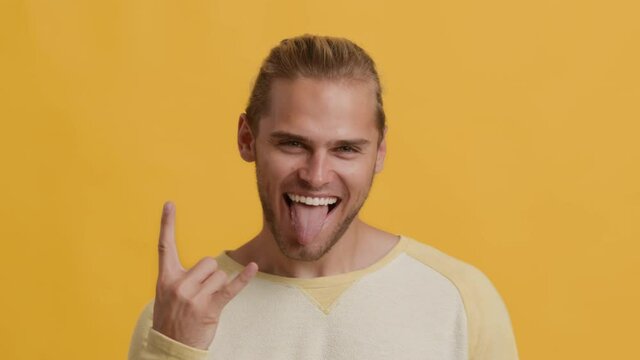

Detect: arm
128,301,209,360
463,266,519,360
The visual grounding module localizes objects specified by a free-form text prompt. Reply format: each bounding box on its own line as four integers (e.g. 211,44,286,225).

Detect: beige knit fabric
129,236,518,360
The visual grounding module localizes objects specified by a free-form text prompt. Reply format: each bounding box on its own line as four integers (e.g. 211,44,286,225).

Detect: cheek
260,152,301,187
271,152,300,174
335,159,376,188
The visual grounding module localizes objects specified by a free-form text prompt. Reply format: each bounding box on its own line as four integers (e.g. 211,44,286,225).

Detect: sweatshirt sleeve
461,265,519,360
405,239,519,360
128,300,209,360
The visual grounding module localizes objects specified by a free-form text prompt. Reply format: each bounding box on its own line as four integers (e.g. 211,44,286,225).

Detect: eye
277,140,307,153
282,140,303,148
336,145,357,153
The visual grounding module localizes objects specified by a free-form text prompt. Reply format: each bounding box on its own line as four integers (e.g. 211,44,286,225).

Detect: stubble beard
255,163,375,262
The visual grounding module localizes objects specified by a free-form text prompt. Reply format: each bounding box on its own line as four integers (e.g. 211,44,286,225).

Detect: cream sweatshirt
129,236,518,359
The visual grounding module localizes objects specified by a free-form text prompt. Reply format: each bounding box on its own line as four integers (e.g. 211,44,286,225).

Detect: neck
229,219,398,278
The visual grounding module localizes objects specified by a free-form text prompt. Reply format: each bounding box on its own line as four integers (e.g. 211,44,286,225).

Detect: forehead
259,77,378,141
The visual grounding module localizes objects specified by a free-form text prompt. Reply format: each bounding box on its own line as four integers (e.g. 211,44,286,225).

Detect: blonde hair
245,34,385,141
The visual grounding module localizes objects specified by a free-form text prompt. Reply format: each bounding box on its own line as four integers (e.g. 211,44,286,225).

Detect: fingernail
164,202,173,212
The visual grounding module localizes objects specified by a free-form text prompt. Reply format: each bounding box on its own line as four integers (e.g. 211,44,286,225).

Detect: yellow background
1,0,639,358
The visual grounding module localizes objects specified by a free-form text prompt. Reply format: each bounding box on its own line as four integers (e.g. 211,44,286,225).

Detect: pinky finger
215,262,258,306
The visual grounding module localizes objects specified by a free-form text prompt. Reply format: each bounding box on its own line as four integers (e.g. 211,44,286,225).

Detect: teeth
287,193,338,206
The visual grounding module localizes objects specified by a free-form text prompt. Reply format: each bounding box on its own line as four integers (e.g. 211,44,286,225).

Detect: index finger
158,201,182,276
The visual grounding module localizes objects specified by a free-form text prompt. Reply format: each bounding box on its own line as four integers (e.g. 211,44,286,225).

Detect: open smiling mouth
283,193,341,213
282,193,342,244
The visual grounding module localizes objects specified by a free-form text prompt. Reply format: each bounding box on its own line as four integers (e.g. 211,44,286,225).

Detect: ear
238,113,256,162
374,126,387,174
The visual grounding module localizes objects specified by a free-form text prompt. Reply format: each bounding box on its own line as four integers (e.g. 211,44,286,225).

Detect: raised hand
152,201,258,350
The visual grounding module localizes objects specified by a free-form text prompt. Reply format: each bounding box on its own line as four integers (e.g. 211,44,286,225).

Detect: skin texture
234,77,398,278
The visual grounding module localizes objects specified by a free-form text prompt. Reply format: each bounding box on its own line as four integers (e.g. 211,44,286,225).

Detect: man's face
240,77,386,261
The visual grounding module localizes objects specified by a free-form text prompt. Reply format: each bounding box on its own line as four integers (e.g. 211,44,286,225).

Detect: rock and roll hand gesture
152,201,258,350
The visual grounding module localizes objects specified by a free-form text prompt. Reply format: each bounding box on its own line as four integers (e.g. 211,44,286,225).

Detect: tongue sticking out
290,203,329,245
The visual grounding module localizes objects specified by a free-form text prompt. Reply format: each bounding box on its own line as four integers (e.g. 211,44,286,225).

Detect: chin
276,234,333,262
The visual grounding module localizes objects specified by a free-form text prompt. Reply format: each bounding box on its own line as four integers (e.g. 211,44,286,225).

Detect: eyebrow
269,131,371,147
269,131,311,143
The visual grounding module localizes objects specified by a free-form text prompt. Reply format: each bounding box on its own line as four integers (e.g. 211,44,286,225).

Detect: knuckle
155,276,173,294
237,272,250,284
219,286,234,302
172,282,191,301
184,296,199,309
158,272,172,283
155,280,166,294
199,257,218,270
212,271,229,290
157,242,170,255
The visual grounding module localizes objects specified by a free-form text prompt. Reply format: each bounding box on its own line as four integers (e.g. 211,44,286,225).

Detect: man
129,34,518,359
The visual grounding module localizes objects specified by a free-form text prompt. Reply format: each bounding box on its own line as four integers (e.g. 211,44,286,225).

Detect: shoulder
402,236,519,360
403,236,493,294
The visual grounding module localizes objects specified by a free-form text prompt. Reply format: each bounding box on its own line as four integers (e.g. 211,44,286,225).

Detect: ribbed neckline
217,235,409,289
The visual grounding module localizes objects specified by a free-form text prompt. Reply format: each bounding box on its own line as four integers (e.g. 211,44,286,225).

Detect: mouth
281,192,342,245
282,193,342,214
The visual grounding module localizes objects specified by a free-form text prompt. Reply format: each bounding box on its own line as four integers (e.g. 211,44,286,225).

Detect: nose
298,151,334,189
